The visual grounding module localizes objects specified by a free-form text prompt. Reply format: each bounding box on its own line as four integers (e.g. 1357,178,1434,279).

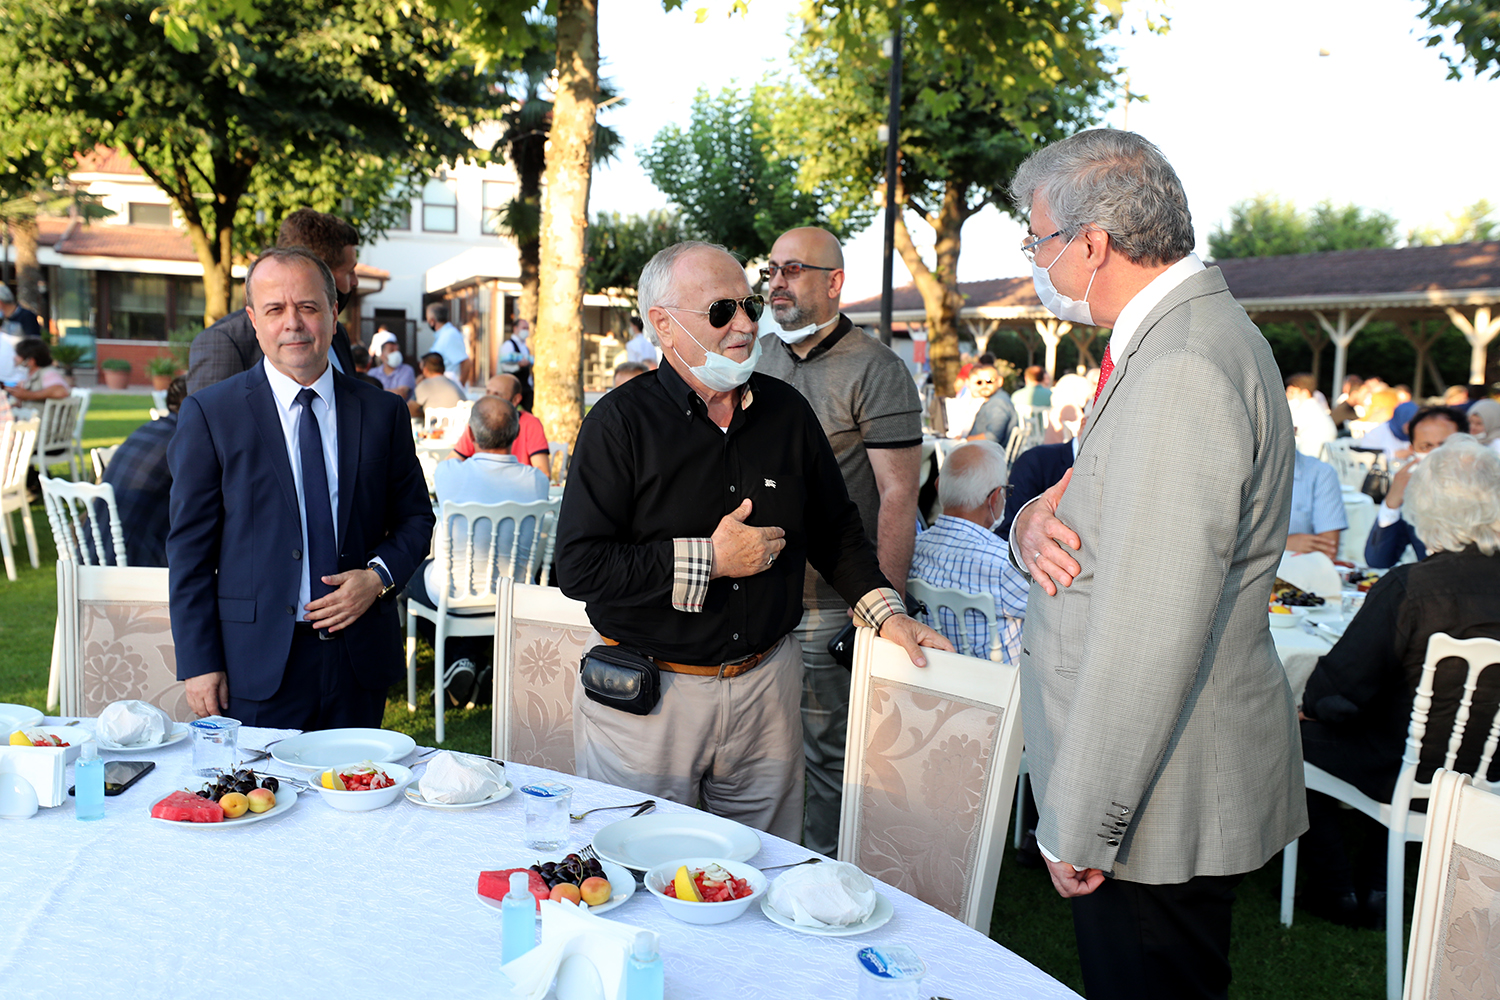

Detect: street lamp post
877,3,902,348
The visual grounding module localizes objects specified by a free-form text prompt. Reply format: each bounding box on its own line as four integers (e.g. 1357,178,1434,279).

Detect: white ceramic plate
149,784,298,829
96,723,190,753
405,778,514,809
478,858,637,917
0,704,44,733
271,729,417,769
592,813,761,872
10,725,95,765
759,892,894,937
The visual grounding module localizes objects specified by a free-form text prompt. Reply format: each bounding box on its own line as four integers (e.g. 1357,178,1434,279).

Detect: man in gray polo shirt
755,226,923,855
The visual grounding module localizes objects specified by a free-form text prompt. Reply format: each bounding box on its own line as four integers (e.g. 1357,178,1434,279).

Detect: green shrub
146,356,177,376
100,358,132,373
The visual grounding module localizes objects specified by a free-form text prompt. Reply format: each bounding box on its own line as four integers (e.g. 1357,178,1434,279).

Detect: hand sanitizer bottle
625,930,664,1000
501,871,536,964
74,741,105,821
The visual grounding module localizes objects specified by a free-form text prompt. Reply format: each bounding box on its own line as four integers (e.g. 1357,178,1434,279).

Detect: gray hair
938,441,1008,512
469,395,520,451
1405,435,1500,556
244,246,336,311
1009,129,1195,267
635,240,732,347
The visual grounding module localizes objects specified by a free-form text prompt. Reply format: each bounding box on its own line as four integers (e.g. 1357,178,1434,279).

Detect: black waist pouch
580,644,661,715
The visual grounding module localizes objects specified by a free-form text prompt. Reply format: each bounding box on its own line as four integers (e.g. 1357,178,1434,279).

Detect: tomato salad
663,864,754,902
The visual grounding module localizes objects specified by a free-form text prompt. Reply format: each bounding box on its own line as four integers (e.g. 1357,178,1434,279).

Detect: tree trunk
893,181,967,397
518,235,540,333
13,216,43,319
1290,319,1328,389
532,0,596,448
185,218,233,326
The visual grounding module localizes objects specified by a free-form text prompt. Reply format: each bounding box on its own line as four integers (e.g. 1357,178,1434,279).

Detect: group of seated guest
449,374,551,477
1297,436,1500,928
1365,406,1465,567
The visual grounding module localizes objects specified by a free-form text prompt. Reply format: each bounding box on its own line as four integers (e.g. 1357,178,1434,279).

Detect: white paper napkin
498,900,645,1000
766,861,878,927
421,751,505,804
97,700,171,747
1277,551,1342,600
0,746,67,807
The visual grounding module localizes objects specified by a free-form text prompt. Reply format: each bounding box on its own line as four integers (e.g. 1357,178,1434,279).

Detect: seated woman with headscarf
1296,436,1500,927
1469,398,1500,455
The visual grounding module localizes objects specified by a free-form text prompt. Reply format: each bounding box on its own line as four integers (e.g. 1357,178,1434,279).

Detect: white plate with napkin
95,700,186,751
405,751,513,808
760,860,893,936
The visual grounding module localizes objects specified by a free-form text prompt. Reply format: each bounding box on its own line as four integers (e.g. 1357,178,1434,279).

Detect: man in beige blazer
1008,130,1306,1000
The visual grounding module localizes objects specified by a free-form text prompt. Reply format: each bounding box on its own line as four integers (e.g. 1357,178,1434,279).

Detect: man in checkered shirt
911,442,1028,661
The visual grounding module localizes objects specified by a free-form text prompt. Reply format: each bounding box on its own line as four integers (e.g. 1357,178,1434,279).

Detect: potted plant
147,355,177,391
100,357,132,390
49,343,87,386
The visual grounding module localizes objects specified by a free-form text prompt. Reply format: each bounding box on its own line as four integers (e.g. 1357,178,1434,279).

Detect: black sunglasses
669,294,765,329
759,263,838,281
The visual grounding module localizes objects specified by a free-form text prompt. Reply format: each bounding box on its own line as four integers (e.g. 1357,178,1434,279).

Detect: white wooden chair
90,446,118,484
405,497,561,743
1280,633,1500,1000
1320,438,1380,491
1003,422,1030,465
54,561,189,720
491,578,592,772
1403,769,1500,1000
0,417,41,581
39,475,126,568
33,394,87,481
68,387,91,460
906,577,1007,662
839,628,1026,931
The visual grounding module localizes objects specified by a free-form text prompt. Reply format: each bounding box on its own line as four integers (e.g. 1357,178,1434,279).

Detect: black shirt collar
655,353,760,420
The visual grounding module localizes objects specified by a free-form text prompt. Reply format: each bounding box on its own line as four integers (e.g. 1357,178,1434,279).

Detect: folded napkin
499,899,645,1000
1277,551,1342,600
0,746,66,807
97,700,171,747
766,860,878,928
421,751,505,804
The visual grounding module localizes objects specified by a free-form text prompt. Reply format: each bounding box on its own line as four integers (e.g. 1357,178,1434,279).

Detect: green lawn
1,394,1395,996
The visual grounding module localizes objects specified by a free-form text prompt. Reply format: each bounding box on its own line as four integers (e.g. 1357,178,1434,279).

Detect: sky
589,0,1500,302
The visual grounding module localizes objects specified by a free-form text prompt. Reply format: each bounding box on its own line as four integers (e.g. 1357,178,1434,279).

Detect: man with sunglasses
555,241,949,844
962,362,1020,447
754,226,924,856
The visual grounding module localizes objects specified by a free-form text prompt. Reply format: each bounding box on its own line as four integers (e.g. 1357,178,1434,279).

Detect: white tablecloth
1273,609,1342,702
1,722,1078,1000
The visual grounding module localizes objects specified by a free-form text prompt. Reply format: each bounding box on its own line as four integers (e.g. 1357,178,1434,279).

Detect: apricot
579,876,612,907
549,882,582,905
245,787,276,813
219,792,250,818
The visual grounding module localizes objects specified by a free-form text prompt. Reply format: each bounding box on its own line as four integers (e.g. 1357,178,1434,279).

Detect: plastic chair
0,417,41,581
491,577,592,772
907,577,1006,662
1402,769,1500,1000
1004,423,1030,465
1320,438,1380,491
405,497,561,743
33,394,87,481
839,627,1026,931
90,445,118,484
69,387,91,459
1280,633,1500,1000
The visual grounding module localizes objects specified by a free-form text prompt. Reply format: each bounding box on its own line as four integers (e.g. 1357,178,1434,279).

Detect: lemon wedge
673,865,703,902
9,730,31,746
321,769,344,789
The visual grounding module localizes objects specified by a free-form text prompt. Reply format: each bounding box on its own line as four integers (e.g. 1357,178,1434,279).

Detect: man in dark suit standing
997,438,1076,539
168,247,433,729
186,209,359,394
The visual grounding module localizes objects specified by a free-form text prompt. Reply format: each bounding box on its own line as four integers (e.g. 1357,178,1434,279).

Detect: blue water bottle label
857,945,926,980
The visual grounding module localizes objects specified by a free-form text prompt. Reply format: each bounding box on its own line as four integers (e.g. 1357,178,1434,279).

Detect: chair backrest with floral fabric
1403,770,1500,1000
492,579,591,773
58,563,191,721
839,628,1025,932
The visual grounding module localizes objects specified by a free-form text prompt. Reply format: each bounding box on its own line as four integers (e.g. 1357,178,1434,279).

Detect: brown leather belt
600,636,778,679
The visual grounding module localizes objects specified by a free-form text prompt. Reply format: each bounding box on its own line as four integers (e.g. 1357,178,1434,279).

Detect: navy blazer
1365,513,1427,569
997,441,1075,539
167,363,434,701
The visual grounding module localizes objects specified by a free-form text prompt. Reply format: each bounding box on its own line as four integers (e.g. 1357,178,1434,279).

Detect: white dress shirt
262,358,339,621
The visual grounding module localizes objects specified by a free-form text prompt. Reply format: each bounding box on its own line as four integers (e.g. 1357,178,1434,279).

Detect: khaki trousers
572,633,805,843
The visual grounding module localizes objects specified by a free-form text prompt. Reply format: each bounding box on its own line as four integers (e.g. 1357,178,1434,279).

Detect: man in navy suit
168,247,433,729
998,439,1077,539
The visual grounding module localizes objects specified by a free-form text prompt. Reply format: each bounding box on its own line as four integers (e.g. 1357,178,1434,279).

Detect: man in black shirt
555,241,949,841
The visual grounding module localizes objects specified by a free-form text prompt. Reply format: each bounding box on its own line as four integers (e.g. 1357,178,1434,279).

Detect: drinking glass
521,781,572,851
189,716,240,775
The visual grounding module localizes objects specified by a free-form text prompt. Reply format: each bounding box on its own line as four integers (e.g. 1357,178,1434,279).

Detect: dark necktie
296,388,337,606
1093,344,1114,405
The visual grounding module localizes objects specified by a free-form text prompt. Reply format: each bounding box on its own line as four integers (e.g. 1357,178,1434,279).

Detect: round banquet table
1,719,1080,1000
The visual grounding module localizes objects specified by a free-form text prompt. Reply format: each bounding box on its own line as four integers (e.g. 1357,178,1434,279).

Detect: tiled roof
71,146,144,176
844,276,1038,314
55,224,198,261
37,217,72,247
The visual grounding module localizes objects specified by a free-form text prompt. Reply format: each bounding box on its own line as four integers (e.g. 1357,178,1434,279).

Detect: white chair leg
1385,833,1406,1000
46,619,61,712
20,500,38,568
1279,838,1298,927
405,602,418,713
1,510,16,582
433,624,447,745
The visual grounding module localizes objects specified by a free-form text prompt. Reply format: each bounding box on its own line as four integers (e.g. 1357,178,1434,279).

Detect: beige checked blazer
1018,266,1308,885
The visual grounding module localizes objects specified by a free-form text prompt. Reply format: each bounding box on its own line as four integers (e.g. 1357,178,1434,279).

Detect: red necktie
1093,344,1114,405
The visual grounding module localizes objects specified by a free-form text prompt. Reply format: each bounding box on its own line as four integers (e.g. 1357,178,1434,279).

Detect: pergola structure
844,242,1500,395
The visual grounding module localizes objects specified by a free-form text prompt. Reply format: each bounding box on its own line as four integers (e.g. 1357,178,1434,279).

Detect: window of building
421,177,457,233
481,180,513,236
128,203,174,227
108,274,168,340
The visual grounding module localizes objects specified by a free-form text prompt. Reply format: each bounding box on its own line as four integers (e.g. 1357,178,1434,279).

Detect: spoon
761,858,825,873
570,799,655,823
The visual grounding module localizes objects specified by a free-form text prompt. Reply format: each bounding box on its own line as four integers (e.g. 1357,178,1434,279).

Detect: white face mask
384,350,403,368
665,311,761,392
1030,233,1097,326
773,315,838,345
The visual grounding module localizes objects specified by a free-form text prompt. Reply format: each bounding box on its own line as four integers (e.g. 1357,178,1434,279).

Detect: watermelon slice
151,790,225,823
478,868,549,910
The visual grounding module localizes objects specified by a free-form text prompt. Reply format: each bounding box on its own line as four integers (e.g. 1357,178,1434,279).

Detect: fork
570,799,654,823
761,857,824,873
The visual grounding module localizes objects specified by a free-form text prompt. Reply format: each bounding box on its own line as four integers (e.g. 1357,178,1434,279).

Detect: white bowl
1268,606,1308,629
643,857,767,925
8,726,95,765
307,761,414,812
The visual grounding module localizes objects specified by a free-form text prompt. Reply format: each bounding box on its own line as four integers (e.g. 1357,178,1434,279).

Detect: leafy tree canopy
1208,195,1399,259
1420,0,1500,79
1407,199,1499,245
585,210,701,301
